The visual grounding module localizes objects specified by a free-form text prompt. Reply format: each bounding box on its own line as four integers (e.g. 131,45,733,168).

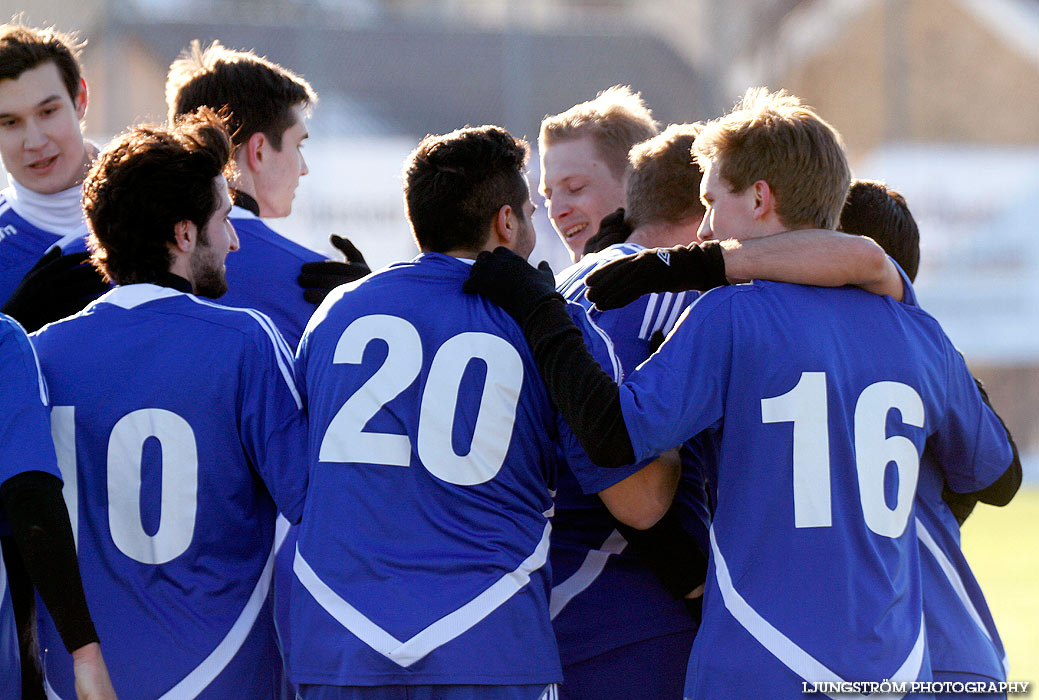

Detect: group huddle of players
0,18,1022,700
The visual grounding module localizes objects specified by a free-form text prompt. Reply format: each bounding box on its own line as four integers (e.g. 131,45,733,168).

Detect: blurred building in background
5,0,1038,466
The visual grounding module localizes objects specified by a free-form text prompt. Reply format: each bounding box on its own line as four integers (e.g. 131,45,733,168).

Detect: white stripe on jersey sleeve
188,298,302,410
549,529,627,620
26,328,49,405
578,305,623,382
661,292,688,336
294,521,552,668
638,294,660,340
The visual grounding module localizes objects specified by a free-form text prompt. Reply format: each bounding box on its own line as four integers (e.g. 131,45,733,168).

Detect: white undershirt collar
3,177,87,237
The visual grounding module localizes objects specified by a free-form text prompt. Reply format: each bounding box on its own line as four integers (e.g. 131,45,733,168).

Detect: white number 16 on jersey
761,371,924,539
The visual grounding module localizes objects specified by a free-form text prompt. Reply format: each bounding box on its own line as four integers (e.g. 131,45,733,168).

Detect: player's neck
628,217,703,249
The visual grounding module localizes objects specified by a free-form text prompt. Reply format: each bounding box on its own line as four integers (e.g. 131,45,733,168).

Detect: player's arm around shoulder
720,229,905,300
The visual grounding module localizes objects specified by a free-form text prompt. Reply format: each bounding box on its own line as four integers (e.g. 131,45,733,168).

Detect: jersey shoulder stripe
3,315,48,405
187,296,301,410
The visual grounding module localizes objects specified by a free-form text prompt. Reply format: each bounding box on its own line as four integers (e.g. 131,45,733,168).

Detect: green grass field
960,486,1039,682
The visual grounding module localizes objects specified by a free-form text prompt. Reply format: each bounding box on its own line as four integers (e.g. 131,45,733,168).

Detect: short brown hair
694,88,851,230
84,109,232,285
539,86,659,179
403,125,530,254
626,123,705,229
0,21,84,101
166,40,316,150
840,179,920,282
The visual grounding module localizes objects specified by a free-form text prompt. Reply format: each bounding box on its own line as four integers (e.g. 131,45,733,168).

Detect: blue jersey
0,190,67,304
291,253,632,687
0,313,63,698
222,207,326,349
32,284,308,700
615,281,1012,699
895,273,1009,683
551,244,709,664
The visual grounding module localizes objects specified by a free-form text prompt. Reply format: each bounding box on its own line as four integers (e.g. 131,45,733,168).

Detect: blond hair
694,88,850,230
539,85,659,179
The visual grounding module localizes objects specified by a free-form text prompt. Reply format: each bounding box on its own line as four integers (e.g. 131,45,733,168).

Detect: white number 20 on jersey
318,314,524,486
761,371,924,539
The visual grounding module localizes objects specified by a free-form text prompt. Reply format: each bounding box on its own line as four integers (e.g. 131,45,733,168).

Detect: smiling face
539,135,627,261
0,61,89,194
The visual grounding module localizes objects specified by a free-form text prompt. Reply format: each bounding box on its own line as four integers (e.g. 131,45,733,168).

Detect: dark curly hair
83,108,232,284
403,125,530,253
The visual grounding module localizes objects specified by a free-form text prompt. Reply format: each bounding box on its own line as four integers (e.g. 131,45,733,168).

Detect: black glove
298,234,371,305
463,247,561,326
1,247,109,333
582,208,632,256
585,241,728,311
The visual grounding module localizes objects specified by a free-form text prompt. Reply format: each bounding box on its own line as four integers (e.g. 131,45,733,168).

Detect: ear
491,204,517,247
751,180,774,221
74,78,88,120
243,131,267,173
172,220,197,253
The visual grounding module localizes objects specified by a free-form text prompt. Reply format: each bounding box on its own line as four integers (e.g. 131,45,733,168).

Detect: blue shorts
561,630,694,700
298,683,559,700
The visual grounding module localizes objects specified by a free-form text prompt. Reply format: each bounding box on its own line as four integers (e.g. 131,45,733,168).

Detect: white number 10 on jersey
761,371,924,539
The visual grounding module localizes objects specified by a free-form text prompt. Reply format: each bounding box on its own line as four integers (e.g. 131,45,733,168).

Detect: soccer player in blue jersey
840,179,1019,696
465,88,1018,699
166,43,370,694
290,124,678,700
0,23,109,695
553,123,914,700
551,123,709,700
166,40,369,349
539,86,658,261
0,22,110,332
0,313,117,700
31,109,309,699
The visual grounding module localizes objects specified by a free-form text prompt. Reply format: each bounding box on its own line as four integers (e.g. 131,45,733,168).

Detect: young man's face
539,135,626,261
697,158,762,243
254,104,309,218
0,61,89,194
190,175,239,298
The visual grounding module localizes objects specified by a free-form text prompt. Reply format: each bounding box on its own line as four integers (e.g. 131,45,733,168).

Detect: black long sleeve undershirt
1,470,99,653
522,297,633,468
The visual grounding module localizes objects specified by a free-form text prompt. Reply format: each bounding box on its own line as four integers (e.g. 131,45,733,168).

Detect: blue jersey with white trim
291,253,627,686
223,208,326,348
895,271,1009,682
550,244,708,664
0,191,65,305
31,285,308,699
615,280,1012,698
0,313,63,698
